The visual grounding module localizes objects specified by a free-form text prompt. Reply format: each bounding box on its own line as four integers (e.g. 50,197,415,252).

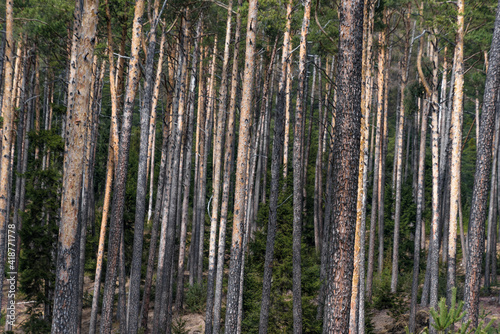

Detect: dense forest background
0,0,498,333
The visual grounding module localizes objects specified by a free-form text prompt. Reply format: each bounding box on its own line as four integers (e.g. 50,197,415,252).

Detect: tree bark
446,0,464,305
212,1,243,331
322,0,363,331
52,0,99,331
224,0,259,330
390,7,411,293
366,22,386,301
464,0,500,326
99,1,145,332
126,2,162,332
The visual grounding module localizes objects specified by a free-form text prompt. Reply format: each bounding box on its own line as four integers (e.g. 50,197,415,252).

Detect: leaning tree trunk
52,0,99,332
224,0,259,331
99,1,145,332
322,0,364,332
464,0,500,326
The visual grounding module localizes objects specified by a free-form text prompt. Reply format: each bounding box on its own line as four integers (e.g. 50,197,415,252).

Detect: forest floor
2,274,500,333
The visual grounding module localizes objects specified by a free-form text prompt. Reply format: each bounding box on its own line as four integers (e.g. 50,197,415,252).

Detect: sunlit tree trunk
224,0,259,330
390,7,411,293
52,0,99,331
446,0,464,305
99,1,145,332
212,1,243,331
366,20,386,301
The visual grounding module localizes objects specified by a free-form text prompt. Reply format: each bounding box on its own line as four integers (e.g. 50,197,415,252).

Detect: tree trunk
408,22,431,332
485,110,500,291
152,14,189,333
126,2,162,332
292,1,311,331
366,22,387,301
99,1,145,332
258,5,292,333
212,1,243,331
390,7,411,293
88,3,121,332
464,0,500,326
52,0,99,331
224,0,258,330
322,0,363,332
446,0,464,305
349,2,374,331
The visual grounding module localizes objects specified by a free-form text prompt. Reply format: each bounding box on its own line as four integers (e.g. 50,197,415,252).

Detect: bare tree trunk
152,15,189,333
322,0,363,331
349,2,374,331
52,0,99,331
292,2,312,331
485,111,499,291
224,0,259,330
174,16,202,317
366,22,387,302
212,1,243,331
204,3,233,329
88,3,121,332
409,20,431,331
464,0,500,325
390,7,411,293
99,1,145,332
126,2,163,332
258,5,291,332
446,0,464,305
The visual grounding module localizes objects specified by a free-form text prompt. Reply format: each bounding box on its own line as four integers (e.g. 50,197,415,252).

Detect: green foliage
241,184,321,333
21,311,51,334
172,317,189,334
184,282,207,313
407,288,495,334
19,129,64,328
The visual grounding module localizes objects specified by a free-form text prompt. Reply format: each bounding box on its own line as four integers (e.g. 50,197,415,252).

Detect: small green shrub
184,282,207,313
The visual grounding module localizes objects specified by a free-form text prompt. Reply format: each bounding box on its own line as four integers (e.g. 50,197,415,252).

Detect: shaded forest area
0,0,499,333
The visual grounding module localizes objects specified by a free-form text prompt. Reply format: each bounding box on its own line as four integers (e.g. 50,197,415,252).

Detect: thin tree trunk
212,1,243,331
366,22,387,301
409,20,431,331
258,5,291,332
390,8,411,293
88,3,120,332
224,0,259,330
485,111,499,291
99,1,145,332
446,0,465,305
349,2,374,331
152,14,189,333
126,2,162,332
292,1,311,331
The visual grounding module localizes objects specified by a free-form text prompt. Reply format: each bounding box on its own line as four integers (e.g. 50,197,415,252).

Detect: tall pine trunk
464,0,500,326
322,0,363,331
52,0,99,331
